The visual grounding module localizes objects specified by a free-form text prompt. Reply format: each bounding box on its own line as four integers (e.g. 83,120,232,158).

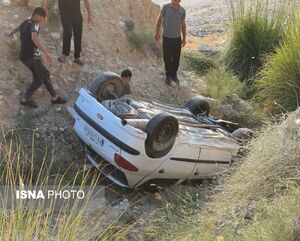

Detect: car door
152,144,200,179
191,148,232,178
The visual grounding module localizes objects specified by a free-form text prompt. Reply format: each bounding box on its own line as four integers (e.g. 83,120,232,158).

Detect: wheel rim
152,121,175,152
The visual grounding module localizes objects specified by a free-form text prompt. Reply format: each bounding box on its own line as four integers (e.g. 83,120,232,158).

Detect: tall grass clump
255,12,300,111
223,0,291,88
203,68,245,100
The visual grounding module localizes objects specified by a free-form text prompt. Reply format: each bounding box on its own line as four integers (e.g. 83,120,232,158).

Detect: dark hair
32,7,46,17
121,69,132,78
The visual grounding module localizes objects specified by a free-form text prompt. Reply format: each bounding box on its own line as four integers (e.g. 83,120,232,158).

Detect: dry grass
146,109,300,240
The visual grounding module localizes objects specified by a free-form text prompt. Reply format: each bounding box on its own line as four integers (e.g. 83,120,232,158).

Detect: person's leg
23,59,43,100
37,61,57,98
163,37,173,84
171,37,182,78
171,38,182,84
59,9,72,60
72,14,83,62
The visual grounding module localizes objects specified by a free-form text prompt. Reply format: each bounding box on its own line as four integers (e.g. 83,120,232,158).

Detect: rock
222,104,237,120
50,32,61,40
231,94,241,104
58,127,65,133
67,76,75,82
14,89,21,96
55,107,62,113
1,0,10,7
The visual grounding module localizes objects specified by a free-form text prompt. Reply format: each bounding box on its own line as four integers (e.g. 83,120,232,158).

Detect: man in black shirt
6,7,66,108
44,0,94,65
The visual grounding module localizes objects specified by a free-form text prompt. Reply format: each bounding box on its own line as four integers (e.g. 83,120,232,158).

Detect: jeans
163,36,182,78
59,9,83,59
22,59,57,99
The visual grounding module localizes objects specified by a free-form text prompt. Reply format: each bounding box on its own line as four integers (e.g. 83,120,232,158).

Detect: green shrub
182,51,215,75
223,0,289,85
255,12,300,111
127,29,161,55
203,68,245,100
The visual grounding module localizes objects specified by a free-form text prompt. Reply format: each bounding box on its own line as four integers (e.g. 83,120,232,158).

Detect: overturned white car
68,72,249,190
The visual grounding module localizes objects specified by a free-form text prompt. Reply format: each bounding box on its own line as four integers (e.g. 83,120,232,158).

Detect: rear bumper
87,150,129,188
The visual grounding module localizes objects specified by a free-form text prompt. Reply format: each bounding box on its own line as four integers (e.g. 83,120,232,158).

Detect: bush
182,51,215,75
126,29,161,56
203,68,245,100
223,0,289,85
255,12,300,112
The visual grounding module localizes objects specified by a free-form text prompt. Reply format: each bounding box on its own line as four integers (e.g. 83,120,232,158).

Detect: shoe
165,76,172,85
172,76,180,85
20,99,38,108
51,96,67,104
58,55,67,63
74,58,84,65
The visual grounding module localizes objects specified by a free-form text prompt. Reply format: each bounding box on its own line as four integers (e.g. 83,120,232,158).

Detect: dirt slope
0,0,197,128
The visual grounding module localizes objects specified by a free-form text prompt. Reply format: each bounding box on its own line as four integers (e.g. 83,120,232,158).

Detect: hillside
0,0,198,128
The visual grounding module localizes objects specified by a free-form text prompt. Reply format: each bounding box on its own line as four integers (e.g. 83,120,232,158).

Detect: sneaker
74,58,84,65
51,96,67,104
172,76,180,85
165,76,172,85
20,99,38,108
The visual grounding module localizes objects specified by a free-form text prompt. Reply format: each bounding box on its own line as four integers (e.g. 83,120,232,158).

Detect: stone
14,89,21,96
55,107,62,113
222,104,237,120
50,32,61,40
231,94,241,104
1,0,10,7
58,127,65,133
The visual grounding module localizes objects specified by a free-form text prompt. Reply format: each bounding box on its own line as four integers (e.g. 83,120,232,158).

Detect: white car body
68,88,240,189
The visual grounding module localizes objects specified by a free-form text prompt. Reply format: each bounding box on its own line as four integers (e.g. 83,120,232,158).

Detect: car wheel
90,71,124,102
185,97,210,116
231,128,254,140
145,113,179,158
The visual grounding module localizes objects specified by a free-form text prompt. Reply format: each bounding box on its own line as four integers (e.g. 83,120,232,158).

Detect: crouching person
6,7,66,108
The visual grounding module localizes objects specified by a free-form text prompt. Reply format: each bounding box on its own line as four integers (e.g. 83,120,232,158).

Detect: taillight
114,154,138,172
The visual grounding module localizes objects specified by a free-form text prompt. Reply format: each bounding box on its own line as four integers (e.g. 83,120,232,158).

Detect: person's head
31,7,47,23
121,69,132,82
171,0,181,6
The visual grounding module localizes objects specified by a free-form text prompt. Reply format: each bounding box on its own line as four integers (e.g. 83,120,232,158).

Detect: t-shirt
58,0,81,15
161,3,186,38
123,83,131,95
19,19,41,61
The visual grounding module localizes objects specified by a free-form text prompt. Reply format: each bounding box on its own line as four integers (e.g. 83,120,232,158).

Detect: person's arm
32,32,53,64
181,11,187,47
5,24,20,37
44,0,53,16
155,13,163,42
181,21,186,47
83,0,94,26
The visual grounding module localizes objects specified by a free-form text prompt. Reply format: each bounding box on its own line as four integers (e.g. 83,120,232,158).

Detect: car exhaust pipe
122,119,149,131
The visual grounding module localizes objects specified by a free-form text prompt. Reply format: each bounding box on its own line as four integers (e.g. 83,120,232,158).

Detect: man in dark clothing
155,0,186,85
44,0,94,65
121,69,132,95
6,7,66,108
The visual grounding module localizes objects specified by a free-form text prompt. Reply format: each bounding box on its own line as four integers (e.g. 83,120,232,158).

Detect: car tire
145,112,179,158
231,128,254,140
185,97,211,116
90,71,124,102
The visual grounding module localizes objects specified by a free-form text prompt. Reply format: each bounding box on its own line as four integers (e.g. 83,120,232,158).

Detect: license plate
83,126,104,146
